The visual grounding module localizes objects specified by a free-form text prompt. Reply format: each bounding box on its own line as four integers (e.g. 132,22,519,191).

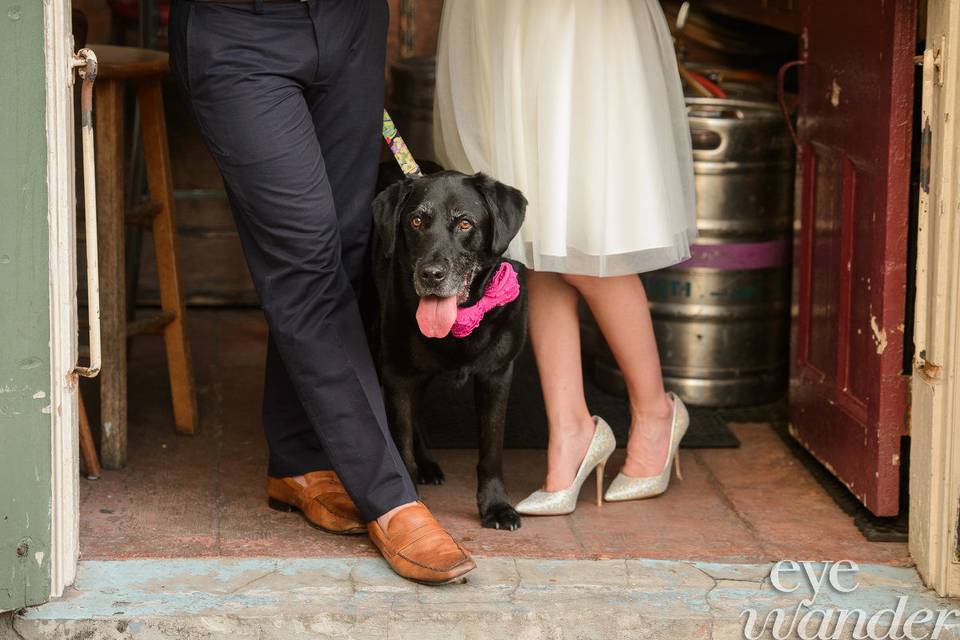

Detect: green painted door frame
0,0,53,611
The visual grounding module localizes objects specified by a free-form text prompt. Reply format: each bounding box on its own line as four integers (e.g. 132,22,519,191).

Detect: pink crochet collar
451,262,520,338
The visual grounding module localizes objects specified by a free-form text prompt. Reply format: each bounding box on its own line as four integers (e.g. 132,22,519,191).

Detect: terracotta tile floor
79,310,910,565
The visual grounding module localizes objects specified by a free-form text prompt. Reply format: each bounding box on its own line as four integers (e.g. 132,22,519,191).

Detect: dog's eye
410,215,423,230
457,219,473,231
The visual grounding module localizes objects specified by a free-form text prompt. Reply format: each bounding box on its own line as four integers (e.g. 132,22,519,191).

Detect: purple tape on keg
683,239,788,270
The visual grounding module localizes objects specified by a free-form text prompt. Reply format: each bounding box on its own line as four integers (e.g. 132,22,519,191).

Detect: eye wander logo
740,561,960,640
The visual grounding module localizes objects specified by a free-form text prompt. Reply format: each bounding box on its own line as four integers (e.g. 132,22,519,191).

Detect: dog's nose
419,264,447,283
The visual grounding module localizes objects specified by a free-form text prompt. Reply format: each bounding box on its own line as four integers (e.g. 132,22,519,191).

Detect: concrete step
9,557,960,639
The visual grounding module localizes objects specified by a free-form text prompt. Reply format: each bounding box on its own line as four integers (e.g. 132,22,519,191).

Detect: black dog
370,170,527,530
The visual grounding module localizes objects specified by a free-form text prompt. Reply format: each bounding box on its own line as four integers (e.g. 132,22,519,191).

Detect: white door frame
910,0,960,599
44,0,81,598
34,0,960,604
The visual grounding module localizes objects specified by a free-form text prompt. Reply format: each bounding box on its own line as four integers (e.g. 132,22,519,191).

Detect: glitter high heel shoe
515,417,616,516
604,393,689,502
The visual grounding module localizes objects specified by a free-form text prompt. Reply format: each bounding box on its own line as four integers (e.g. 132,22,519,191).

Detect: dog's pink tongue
416,296,458,338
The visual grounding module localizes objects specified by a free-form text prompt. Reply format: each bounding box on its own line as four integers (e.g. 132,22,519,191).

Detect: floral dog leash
382,110,423,177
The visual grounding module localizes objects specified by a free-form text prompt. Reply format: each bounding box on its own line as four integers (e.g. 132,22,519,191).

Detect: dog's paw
481,503,521,531
416,460,445,485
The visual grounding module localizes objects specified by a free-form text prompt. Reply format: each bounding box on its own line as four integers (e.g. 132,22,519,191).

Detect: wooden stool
89,44,198,469
79,394,102,480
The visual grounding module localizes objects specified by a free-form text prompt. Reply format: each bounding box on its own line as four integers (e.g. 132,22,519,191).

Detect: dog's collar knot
451,262,520,338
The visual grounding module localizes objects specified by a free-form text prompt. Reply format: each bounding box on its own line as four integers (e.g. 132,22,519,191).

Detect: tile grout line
690,448,775,559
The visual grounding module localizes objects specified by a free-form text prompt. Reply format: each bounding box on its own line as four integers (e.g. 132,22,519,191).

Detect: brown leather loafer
267,471,365,535
368,502,476,585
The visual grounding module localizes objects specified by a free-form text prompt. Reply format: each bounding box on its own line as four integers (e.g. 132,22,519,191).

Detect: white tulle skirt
433,0,697,276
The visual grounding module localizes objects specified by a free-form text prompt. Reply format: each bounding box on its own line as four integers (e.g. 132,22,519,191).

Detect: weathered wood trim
910,0,960,598
43,0,79,598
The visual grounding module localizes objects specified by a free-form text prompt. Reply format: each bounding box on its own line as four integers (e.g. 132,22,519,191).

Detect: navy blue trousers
168,0,417,521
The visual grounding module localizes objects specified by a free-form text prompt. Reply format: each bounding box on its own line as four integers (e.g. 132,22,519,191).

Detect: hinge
915,35,946,87
920,117,932,193
916,350,943,382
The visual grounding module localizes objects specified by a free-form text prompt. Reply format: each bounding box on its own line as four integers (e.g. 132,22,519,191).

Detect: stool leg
137,78,199,435
95,78,128,469
78,393,102,480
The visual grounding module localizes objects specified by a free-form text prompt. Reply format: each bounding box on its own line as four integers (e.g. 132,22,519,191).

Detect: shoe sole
368,537,477,585
370,539,477,587
267,497,366,535
382,560,476,586
408,573,473,586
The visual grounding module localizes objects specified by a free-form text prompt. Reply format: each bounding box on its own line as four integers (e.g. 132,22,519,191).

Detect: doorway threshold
12,557,960,639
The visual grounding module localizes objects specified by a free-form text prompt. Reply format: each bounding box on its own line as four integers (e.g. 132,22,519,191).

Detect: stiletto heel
595,461,605,507
604,392,690,502
515,418,617,516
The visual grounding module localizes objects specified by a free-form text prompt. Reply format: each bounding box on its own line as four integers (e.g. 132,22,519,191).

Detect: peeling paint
34,551,43,567
0,405,23,417
869,315,888,354
32,390,45,399
0,0,54,609
17,356,41,370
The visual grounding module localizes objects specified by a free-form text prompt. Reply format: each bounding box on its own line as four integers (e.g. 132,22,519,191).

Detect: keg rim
686,97,784,119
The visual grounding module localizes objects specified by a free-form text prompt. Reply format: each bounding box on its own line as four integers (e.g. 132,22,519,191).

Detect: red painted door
790,0,915,516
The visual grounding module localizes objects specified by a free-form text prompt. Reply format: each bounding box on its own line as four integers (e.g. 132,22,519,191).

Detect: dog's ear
372,179,410,259
474,173,527,257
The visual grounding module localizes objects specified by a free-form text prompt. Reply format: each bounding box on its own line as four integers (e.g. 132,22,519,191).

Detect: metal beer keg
585,98,794,407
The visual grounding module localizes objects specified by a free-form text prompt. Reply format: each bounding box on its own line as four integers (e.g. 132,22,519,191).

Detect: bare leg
562,274,673,478
527,270,597,491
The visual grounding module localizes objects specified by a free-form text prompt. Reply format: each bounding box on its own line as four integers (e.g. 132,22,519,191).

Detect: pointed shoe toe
603,472,667,502
603,393,690,503
514,417,616,516
515,490,576,516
